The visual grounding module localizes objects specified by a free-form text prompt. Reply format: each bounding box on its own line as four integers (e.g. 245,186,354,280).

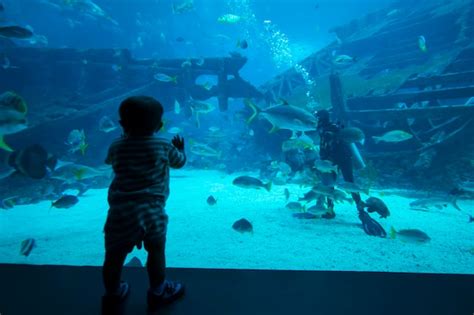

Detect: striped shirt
103,136,186,252
106,136,186,202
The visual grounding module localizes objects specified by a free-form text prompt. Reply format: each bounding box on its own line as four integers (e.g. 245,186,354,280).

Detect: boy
102,95,186,311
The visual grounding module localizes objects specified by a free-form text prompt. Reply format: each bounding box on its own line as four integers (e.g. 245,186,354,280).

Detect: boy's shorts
104,197,168,253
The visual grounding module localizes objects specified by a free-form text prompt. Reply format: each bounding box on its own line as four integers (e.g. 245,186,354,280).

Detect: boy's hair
119,96,163,136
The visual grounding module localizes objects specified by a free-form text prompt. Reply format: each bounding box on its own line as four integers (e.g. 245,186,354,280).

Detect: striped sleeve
104,143,115,165
168,146,186,169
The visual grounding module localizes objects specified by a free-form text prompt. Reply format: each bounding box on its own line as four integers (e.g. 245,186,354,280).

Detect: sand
1,169,473,274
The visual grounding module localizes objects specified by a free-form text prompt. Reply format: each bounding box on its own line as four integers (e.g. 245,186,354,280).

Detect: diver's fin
451,197,462,211
265,181,272,192
359,211,387,238
0,135,13,152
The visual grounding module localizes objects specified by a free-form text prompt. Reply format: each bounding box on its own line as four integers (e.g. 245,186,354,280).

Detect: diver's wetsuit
318,121,363,212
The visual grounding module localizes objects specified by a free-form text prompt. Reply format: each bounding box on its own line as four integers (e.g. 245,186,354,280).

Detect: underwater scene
0,0,473,274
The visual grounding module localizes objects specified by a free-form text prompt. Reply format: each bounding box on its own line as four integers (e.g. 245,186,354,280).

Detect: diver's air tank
350,143,366,169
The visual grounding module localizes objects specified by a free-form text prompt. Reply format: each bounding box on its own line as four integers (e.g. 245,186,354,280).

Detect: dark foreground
0,264,473,315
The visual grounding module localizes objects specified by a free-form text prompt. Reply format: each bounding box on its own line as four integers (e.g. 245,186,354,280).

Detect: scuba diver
315,109,386,237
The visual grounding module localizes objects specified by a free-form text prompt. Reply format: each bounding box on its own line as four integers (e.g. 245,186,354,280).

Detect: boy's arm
168,146,186,169
105,146,113,165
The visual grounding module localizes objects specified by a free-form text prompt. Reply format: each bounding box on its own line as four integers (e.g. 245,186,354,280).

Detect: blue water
0,0,473,274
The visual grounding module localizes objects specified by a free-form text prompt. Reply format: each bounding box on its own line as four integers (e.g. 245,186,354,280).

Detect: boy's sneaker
147,280,185,311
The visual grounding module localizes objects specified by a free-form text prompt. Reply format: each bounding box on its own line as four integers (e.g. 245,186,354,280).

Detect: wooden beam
347,105,474,121
401,71,474,88
348,86,474,110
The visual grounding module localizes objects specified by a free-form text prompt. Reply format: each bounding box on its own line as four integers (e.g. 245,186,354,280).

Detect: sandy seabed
1,169,473,274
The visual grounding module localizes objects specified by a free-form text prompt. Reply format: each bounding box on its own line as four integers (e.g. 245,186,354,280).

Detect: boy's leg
146,238,166,289
103,249,128,294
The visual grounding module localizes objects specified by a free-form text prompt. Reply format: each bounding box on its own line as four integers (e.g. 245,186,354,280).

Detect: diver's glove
358,210,387,238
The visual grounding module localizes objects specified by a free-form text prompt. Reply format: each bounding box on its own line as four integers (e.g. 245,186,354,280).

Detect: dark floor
0,263,473,315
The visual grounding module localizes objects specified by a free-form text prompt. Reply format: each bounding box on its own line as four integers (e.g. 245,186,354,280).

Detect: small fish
207,195,217,205
337,182,370,196
125,256,143,267
233,176,272,192
293,212,317,219
195,58,205,66
1,196,17,209
390,227,431,243
174,99,181,114
154,73,178,84
418,35,427,53
51,195,79,209
372,130,413,144
333,55,357,65
232,218,253,233
314,159,338,173
172,0,194,14
0,26,34,39
364,197,389,218
208,126,220,133
175,36,185,42
237,39,248,49
218,14,241,24
468,215,473,223
248,129,254,136
111,64,122,72
20,238,36,256
167,127,182,134
65,129,88,154
99,116,117,133
190,142,221,158
284,188,290,201
181,59,192,68
286,202,305,212
409,197,461,211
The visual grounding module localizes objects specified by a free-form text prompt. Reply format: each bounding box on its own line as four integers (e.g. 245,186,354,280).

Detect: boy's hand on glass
172,135,185,151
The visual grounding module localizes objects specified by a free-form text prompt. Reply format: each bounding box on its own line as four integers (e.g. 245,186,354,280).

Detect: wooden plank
348,86,474,110
347,105,474,121
401,71,474,88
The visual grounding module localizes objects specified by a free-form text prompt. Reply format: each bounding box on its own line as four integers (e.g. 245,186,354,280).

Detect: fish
51,163,105,182
409,197,461,211
174,99,181,114
181,59,192,68
418,35,427,52
314,159,338,174
237,39,248,49
306,203,328,216
337,182,370,196
363,197,389,218
232,218,253,233
244,99,317,135
1,196,18,210
7,144,56,179
51,195,79,209
98,116,117,133
232,176,272,192
154,73,178,84
286,202,305,212
284,188,290,201
457,181,474,193
372,130,413,144
175,36,185,42
190,142,221,158
281,136,317,152
468,215,473,223
208,126,220,133
390,227,431,243
0,91,28,151
20,238,36,256
338,127,365,144
125,256,143,267
302,185,353,204
207,195,217,206
65,129,88,155
293,212,317,219
0,26,34,39
167,127,183,134
333,55,357,66
195,58,205,66
218,14,241,24
172,0,194,14
190,101,216,128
